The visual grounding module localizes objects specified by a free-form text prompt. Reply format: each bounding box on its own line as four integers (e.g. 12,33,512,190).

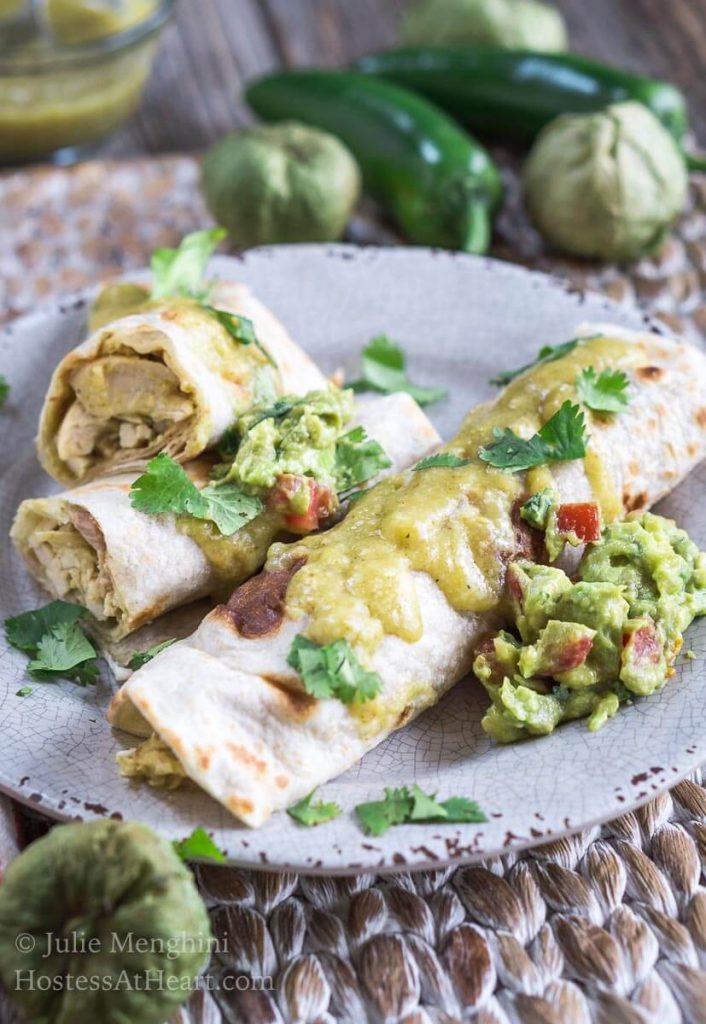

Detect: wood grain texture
103,0,706,158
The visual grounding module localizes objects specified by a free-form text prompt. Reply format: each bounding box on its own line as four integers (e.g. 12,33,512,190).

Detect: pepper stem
461,203,491,255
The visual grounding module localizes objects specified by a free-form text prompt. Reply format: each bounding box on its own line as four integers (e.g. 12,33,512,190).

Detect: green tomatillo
202,121,361,248
523,101,688,263
400,0,567,52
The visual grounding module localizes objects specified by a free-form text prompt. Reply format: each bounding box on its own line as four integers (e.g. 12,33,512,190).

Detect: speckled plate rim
1,243,705,876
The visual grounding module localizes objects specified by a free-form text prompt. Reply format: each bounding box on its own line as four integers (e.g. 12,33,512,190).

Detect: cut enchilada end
36,281,327,486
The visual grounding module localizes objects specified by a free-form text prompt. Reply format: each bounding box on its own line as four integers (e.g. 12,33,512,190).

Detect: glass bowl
0,0,176,164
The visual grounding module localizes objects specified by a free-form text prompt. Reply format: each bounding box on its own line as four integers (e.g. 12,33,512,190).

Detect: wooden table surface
105,0,706,158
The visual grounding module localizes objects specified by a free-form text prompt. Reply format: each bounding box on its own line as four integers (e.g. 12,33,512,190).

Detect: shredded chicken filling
27,509,122,625
56,354,195,475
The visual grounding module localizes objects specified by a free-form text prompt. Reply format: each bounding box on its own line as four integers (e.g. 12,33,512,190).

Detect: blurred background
106,0,706,155
3,0,706,344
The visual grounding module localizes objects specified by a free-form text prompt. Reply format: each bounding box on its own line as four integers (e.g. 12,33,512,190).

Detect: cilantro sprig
130,453,263,536
287,635,382,704
288,790,342,827
4,601,100,686
129,638,177,671
576,367,630,415
414,453,471,471
355,785,487,837
490,335,601,387
149,230,276,366
172,827,226,864
479,401,588,472
150,228,226,300
349,335,446,407
334,426,391,493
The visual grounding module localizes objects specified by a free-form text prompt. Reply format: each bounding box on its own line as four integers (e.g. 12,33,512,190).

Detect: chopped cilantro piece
349,335,447,407
287,790,341,827
16,687,32,698
202,305,277,368
414,453,471,471
355,784,487,836
489,334,602,387
0,374,8,408
287,635,382,704
479,401,588,472
150,229,226,300
5,600,86,652
130,453,262,536
576,366,630,415
334,426,391,493
129,639,177,671
172,827,226,864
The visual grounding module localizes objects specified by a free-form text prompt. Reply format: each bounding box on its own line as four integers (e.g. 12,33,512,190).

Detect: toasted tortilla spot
227,794,255,817
197,749,212,772
696,407,706,428
265,677,319,720
397,703,415,728
623,490,648,512
221,558,306,638
275,774,289,790
636,365,664,381
628,460,640,477
225,742,268,776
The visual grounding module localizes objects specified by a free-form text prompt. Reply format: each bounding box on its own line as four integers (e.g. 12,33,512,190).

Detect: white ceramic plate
1,245,704,875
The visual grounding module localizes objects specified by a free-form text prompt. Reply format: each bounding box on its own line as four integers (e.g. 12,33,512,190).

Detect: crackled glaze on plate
1,245,704,874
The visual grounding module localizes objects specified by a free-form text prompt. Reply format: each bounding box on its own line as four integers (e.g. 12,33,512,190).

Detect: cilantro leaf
287,790,341,827
287,635,382,704
5,600,86,653
334,426,391,493
199,483,263,536
28,622,98,684
172,827,226,864
130,453,262,536
414,453,471,471
202,306,277,368
355,787,415,836
150,229,226,300
16,687,32,698
129,639,177,671
437,796,487,823
355,784,487,836
0,374,8,408
479,401,588,472
349,335,447,407
576,366,630,415
490,335,602,387
130,453,202,517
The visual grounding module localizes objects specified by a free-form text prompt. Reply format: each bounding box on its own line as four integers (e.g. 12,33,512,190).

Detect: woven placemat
2,156,706,1024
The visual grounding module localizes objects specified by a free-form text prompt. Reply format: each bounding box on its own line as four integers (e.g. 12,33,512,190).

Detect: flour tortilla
37,282,327,486
112,325,706,826
14,393,440,641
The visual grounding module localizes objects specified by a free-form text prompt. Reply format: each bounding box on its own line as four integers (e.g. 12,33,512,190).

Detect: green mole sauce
177,509,284,596
0,0,158,162
276,336,648,655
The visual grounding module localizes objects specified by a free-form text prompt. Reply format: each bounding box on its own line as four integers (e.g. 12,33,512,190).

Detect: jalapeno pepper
246,70,503,254
354,48,705,170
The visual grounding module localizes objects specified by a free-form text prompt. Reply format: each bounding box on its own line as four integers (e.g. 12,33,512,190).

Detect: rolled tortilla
37,282,327,486
112,324,706,826
14,393,440,641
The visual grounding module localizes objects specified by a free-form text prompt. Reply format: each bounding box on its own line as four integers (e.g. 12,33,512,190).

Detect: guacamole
475,512,706,742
